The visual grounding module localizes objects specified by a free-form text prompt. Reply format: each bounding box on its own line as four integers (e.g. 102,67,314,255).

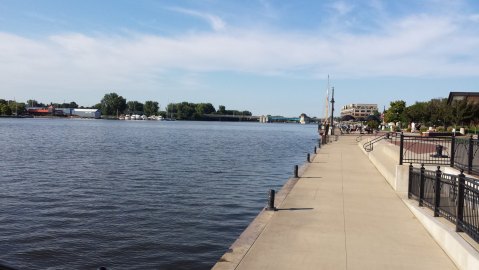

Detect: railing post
450,134,456,168
307,153,310,163
294,165,299,178
408,163,413,199
318,138,321,148
266,189,276,211
419,164,425,207
399,133,405,165
314,146,317,154
434,166,442,217
468,135,473,174
456,170,465,232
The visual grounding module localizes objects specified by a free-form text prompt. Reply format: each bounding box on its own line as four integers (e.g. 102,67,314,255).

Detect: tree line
384,98,479,129
1,92,253,120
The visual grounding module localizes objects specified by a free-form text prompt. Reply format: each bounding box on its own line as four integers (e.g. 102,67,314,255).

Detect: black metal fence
399,134,479,175
399,135,453,166
454,137,479,175
408,164,479,242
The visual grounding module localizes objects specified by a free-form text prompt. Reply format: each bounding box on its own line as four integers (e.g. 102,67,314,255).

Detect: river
0,119,317,269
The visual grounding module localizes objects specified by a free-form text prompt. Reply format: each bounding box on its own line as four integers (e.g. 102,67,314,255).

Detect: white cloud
330,1,354,16
469,14,479,22
1,12,479,103
167,7,226,31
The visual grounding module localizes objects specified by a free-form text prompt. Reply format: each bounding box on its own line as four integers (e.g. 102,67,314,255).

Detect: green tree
384,100,406,123
403,102,428,123
0,104,12,115
451,99,475,126
176,102,196,120
144,101,159,117
218,105,226,114
8,102,26,115
101,93,127,116
196,103,216,115
26,99,40,107
127,101,144,114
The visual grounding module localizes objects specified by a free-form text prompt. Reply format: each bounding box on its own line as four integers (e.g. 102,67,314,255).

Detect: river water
0,119,317,269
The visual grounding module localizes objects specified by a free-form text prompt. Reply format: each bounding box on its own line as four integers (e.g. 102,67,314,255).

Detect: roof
447,92,479,105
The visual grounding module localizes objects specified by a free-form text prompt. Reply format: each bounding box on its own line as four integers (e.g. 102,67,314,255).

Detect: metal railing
363,134,388,152
398,134,479,175
454,136,479,175
408,164,479,242
399,134,453,166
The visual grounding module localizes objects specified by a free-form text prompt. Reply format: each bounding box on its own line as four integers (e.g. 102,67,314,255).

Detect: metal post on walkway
450,134,456,167
419,164,425,207
434,166,442,217
408,163,413,199
468,135,473,174
456,170,465,232
307,153,311,163
399,133,404,165
266,189,276,211
294,165,299,178
314,146,317,154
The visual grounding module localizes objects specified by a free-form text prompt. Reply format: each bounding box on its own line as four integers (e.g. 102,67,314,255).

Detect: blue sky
1,0,479,116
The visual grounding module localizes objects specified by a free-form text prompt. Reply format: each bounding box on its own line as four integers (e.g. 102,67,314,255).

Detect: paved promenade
232,136,457,270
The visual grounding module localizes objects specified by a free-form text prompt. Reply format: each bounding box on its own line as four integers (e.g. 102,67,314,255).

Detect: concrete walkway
234,136,457,270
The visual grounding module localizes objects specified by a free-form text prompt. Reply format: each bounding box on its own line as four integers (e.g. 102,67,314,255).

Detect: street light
330,87,335,135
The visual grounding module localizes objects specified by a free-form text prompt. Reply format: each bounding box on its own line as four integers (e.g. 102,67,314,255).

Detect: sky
1,0,479,116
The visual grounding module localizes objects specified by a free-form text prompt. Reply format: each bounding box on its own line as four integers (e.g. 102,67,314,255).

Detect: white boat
125,115,131,120
141,115,148,120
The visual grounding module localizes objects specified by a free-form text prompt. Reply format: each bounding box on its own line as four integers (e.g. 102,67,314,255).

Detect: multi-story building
447,92,479,105
340,104,378,119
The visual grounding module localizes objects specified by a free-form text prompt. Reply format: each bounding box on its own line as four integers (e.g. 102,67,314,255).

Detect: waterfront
0,119,317,269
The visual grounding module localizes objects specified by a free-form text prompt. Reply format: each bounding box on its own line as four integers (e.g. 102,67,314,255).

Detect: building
447,92,479,105
299,113,310,124
340,104,378,119
72,109,101,119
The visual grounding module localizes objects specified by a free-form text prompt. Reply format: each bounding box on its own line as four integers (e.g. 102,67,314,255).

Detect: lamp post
330,87,335,135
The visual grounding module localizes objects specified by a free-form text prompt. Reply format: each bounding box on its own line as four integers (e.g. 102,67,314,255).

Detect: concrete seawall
212,151,317,270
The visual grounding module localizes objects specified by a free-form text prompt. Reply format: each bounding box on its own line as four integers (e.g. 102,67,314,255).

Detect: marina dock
213,135,472,270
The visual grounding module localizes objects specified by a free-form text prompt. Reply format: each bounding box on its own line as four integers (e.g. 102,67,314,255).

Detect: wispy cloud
2,3,479,105
330,1,354,16
167,7,226,31
25,11,67,25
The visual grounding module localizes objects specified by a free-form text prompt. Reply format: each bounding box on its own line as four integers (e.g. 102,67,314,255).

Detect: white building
72,109,101,119
340,104,378,119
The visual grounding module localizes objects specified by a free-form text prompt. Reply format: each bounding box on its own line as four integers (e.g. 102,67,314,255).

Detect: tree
384,100,406,123
451,99,475,126
144,101,159,117
127,101,144,114
403,102,428,123
100,93,127,116
0,104,12,115
218,105,226,114
196,103,216,115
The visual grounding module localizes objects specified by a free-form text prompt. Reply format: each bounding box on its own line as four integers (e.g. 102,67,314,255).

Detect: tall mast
324,75,330,124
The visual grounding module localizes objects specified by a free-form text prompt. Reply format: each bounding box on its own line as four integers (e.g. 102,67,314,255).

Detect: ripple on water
0,119,317,269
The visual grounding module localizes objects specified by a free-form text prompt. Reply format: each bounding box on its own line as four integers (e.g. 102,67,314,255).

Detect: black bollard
307,153,310,163
314,146,317,154
266,189,276,211
294,165,299,178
